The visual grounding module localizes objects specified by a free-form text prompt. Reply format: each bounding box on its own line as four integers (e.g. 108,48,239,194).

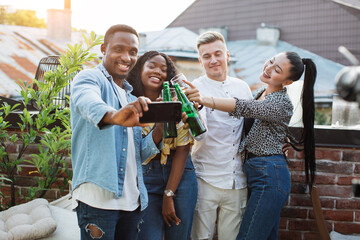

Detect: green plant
0,32,103,207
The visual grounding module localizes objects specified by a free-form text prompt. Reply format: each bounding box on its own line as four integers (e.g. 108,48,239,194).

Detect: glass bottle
162,82,178,138
174,83,206,137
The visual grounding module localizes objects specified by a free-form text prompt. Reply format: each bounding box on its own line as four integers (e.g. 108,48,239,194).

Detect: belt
246,152,259,159
152,149,176,161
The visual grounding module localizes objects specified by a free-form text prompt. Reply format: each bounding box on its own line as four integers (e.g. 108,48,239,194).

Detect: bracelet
211,96,216,111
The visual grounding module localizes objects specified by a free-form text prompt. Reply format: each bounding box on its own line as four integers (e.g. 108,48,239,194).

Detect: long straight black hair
286,52,317,190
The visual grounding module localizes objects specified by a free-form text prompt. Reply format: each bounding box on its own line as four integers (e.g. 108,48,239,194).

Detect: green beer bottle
173,83,206,137
162,82,177,138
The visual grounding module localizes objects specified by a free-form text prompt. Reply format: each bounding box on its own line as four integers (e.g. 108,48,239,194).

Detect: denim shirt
70,64,161,211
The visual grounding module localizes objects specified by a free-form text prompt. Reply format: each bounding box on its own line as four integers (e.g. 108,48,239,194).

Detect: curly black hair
127,51,177,97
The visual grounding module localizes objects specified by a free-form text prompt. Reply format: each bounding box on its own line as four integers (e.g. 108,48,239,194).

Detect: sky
1,0,196,34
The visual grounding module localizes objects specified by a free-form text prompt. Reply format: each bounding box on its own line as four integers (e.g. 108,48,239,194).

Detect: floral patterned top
142,121,194,165
229,86,293,157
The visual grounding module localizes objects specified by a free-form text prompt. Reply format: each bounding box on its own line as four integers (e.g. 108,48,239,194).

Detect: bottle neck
174,83,191,104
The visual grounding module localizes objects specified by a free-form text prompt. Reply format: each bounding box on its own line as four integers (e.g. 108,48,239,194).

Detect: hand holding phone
139,102,182,123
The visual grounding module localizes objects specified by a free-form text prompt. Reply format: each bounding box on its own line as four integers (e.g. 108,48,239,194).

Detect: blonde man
189,31,252,240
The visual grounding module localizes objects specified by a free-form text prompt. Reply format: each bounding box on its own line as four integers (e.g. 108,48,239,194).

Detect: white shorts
191,177,247,240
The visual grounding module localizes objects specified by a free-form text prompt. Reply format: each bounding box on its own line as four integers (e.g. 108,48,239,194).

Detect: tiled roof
139,27,198,58
0,24,100,98
1,25,344,98
139,27,344,96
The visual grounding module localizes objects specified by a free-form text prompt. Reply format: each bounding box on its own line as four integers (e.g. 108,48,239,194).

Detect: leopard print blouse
229,86,293,157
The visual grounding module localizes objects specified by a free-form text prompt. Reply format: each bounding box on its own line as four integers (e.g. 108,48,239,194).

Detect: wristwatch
164,189,175,197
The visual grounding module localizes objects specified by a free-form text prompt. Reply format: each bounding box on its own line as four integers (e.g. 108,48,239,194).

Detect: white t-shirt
191,75,252,189
72,84,139,211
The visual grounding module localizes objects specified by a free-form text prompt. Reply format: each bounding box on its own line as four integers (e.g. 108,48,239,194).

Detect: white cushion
331,231,360,240
40,205,80,240
0,198,56,240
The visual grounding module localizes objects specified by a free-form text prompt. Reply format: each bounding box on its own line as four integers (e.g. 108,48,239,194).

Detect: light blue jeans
137,154,198,240
237,154,291,240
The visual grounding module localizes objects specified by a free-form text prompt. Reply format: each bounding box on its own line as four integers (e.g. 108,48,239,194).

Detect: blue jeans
76,201,144,240
137,154,198,240
237,154,291,240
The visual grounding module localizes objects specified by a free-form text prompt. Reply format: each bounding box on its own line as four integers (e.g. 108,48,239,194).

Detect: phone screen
139,102,182,123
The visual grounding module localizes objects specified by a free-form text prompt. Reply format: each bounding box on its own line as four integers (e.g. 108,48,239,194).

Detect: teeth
150,77,160,81
118,64,129,69
264,72,270,77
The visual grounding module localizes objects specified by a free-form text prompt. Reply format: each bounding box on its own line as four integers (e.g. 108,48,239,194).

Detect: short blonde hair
196,31,226,50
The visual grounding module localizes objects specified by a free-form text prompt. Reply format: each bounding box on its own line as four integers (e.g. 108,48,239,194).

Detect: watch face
165,190,174,196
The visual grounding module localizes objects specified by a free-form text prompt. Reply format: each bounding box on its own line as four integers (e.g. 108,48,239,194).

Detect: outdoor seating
0,198,56,240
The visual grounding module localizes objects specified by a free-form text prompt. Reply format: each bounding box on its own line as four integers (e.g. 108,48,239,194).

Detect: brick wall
1,132,359,239
0,138,71,208
279,147,360,240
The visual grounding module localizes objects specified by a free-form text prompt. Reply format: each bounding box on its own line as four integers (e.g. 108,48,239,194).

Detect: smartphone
140,102,182,123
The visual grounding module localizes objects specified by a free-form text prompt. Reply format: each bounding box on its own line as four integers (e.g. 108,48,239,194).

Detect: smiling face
101,31,139,85
140,55,168,95
260,52,293,89
198,40,230,81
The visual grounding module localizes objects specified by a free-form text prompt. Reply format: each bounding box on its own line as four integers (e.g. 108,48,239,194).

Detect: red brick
355,212,360,222
316,161,353,174
337,199,360,209
23,143,40,154
17,165,40,177
281,207,308,219
322,210,353,221
279,217,288,229
288,160,305,171
318,185,352,198
334,223,360,234
0,185,13,196
291,172,306,183
57,189,70,198
4,143,18,154
14,176,38,187
315,149,342,161
338,176,357,185
314,174,336,184
289,194,313,207
278,230,302,240
303,232,323,240
42,189,59,200
288,219,318,231
343,151,360,162
291,183,308,194
355,164,360,174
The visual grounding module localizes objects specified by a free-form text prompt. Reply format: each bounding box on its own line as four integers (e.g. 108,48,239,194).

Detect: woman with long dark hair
127,51,197,240
184,51,317,240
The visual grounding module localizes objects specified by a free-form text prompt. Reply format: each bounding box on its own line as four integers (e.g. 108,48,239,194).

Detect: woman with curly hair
127,51,197,240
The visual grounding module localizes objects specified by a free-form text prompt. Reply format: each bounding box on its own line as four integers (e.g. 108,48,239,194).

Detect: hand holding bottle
181,79,204,105
174,82,206,137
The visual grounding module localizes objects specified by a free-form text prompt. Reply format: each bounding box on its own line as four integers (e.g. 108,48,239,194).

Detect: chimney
199,26,228,42
139,33,147,48
47,0,72,41
256,23,280,46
